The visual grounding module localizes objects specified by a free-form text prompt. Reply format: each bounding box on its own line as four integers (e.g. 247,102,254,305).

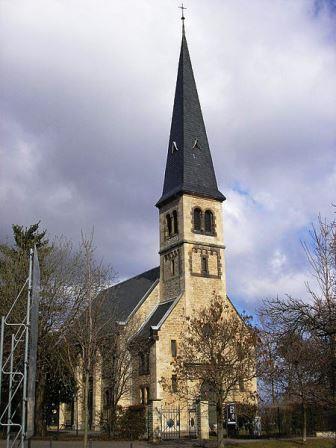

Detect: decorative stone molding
163,248,180,280
189,246,222,278
159,239,225,255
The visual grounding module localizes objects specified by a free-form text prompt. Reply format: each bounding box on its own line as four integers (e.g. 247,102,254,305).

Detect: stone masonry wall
159,197,184,301
180,195,227,315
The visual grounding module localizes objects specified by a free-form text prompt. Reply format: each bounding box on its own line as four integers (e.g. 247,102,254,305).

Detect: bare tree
278,332,323,441
257,319,283,436
161,294,257,448
63,231,116,448
258,211,336,439
35,236,86,435
258,308,327,441
101,321,138,437
261,214,336,405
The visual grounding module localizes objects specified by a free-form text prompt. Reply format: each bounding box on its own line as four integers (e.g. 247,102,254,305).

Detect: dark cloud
1,0,335,312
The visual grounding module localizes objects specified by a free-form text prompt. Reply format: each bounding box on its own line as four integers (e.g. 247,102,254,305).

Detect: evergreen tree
12,222,48,252
0,222,48,318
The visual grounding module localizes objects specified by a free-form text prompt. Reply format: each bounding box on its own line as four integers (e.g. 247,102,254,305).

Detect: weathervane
179,3,186,21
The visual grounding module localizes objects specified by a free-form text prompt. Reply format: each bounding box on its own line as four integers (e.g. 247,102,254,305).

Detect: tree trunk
75,391,79,436
302,402,307,443
109,406,117,438
83,371,89,448
34,371,46,437
277,405,281,436
216,401,225,448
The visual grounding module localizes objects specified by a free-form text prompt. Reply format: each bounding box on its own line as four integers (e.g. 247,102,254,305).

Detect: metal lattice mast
21,248,33,447
0,247,40,448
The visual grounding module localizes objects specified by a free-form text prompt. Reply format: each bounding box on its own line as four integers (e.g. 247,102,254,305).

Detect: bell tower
156,20,227,314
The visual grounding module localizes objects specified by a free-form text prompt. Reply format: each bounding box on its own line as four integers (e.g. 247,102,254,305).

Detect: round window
167,418,175,428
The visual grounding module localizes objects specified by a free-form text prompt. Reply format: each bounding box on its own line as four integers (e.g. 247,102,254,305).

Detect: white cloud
243,271,310,304
270,250,287,274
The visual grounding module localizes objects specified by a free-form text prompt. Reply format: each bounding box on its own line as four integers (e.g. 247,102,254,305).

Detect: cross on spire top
179,3,186,21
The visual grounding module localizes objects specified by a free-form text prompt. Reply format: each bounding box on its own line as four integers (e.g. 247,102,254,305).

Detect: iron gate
161,406,180,439
188,408,197,438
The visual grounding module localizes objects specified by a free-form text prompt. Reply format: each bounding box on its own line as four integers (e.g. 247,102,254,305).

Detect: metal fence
161,406,180,440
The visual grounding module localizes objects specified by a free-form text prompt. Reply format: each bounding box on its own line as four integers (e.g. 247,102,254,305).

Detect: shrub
117,405,147,440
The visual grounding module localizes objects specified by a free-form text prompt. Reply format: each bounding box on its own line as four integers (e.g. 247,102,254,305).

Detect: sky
1,0,336,314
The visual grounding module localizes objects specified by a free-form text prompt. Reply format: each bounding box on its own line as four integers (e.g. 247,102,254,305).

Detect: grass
225,439,335,448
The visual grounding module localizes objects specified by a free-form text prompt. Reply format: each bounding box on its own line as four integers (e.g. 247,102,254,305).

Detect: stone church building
59,21,256,439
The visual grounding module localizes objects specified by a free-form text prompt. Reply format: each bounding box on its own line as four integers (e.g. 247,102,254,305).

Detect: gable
137,299,175,340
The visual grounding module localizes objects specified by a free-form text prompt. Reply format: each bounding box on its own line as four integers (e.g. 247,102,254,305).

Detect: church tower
156,21,227,315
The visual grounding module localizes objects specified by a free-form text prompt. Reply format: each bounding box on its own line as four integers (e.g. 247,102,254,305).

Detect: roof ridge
153,294,182,330
107,266,159,290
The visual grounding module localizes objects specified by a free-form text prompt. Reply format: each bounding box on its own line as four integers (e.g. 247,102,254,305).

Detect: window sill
165,233,179,241
193,229,216,236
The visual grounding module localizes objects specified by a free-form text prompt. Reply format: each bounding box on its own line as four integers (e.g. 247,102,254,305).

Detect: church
60,16,256,440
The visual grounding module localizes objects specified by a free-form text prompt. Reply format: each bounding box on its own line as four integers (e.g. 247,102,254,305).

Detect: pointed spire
156,20,225,208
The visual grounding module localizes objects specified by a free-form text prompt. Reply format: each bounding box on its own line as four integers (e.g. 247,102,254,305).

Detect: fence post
197,400,209,440
148,399,162,442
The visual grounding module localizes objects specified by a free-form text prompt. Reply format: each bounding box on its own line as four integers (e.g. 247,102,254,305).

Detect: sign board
227,403,237,425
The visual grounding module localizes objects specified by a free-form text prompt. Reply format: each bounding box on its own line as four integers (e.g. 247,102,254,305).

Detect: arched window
204,210,214,234
166,214,172,237
140,387,145,404
193,208,202,231
139,352,145,374
201,256,208,275
172,210,178,234
139,352,150,375
105,389,110,406
171,340,177,357
172,374,178,393
170,258,175,276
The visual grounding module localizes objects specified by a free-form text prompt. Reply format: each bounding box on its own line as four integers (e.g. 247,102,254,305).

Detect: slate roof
101,267,160,322
137,299,175,340
156,27,225,208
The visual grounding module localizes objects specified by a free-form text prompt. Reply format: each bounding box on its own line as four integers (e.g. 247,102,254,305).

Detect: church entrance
161,406,180,440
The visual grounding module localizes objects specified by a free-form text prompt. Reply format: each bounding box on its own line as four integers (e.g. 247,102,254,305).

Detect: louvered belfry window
166,214,172,237
204,210,214,234
172,210,178,234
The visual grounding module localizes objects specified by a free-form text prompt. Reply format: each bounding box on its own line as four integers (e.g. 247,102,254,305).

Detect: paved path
0,442,151,448
0,438,322,447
